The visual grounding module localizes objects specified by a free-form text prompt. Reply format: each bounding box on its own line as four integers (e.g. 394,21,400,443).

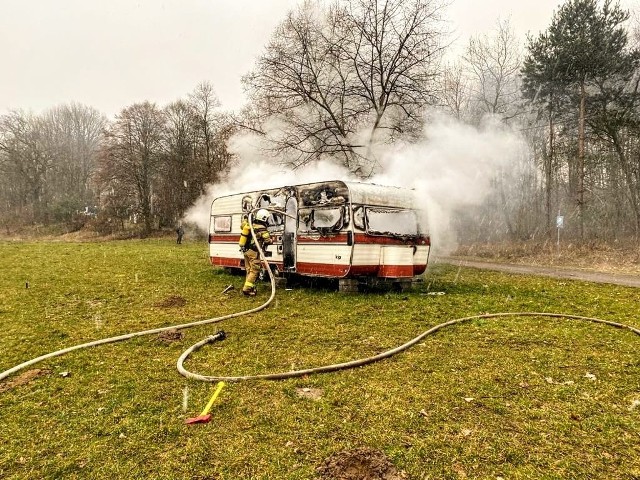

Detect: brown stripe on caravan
295,262,350,277
209,234,238,243
353,233,430,245
378,264,414,278
211,257,242,268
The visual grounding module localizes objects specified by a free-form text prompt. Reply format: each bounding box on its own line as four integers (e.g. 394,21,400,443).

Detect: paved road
435,257,640,288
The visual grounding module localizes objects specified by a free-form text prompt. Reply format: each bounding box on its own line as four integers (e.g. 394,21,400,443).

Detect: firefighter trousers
243,249,262,293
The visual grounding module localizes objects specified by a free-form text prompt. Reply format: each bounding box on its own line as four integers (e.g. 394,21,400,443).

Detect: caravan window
213,215,232,233
267,211,284,231
241,196,253,212
353,206,365,230
314,208,343,229
366,208,418,236
299,207,346,233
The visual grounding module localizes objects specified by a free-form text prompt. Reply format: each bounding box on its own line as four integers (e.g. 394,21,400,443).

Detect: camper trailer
208,180,430,291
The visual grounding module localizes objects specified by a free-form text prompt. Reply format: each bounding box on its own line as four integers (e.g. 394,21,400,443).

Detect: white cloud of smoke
184,113,527,256
372,114,527,254
183,126,356,231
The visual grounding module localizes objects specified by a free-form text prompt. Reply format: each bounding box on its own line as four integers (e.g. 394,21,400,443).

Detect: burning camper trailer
208,181,430,290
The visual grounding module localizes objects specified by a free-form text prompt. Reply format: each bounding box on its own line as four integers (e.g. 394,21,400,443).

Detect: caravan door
283,196,297,271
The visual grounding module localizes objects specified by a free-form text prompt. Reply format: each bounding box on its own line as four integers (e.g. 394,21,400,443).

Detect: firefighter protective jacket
239,222,272,251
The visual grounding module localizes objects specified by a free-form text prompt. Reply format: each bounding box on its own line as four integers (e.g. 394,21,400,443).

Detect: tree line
0,83,233,235
1,0,639,244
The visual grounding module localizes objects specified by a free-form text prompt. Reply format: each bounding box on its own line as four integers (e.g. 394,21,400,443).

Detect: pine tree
522,0,636,239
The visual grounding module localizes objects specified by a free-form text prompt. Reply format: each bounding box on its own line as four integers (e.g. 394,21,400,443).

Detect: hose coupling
209,330,226,342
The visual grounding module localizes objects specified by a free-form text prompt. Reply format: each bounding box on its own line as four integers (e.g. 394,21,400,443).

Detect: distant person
238,209,272,296
176,225,184,244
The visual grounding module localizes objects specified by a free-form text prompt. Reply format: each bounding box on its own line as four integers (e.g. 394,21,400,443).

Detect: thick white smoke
184,113,527,255
183,126,356,231
372,114,527,254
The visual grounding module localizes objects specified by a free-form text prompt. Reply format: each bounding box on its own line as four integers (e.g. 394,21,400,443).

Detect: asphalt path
435,257,640,288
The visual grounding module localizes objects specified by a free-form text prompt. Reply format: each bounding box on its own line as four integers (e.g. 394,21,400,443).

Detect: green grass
0,239,639,479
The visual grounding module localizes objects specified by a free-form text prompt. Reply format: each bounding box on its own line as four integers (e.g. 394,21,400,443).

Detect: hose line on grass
0,210,277,383
176,311,640,382
176,209,640,381
0,282,276,383
2,210,639,384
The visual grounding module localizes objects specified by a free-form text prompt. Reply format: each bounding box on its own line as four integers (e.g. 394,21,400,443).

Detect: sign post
556,214,564,255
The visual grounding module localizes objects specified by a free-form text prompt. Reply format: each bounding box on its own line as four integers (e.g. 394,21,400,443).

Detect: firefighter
176,225,184,244
238,209,272,296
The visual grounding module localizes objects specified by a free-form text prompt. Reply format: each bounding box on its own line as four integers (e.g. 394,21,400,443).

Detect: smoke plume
183,125,356,231
184,113,527,255
372,114,527,254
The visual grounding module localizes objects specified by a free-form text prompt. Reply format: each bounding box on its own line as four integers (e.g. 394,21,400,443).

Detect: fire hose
1,208,639,385
0,210,275,384
176,313,640,382
177,208,640,381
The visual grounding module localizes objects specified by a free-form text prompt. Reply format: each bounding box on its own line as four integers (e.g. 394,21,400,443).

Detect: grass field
0,239,639,479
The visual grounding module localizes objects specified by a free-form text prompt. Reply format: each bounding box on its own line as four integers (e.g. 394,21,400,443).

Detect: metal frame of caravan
208,180,430,289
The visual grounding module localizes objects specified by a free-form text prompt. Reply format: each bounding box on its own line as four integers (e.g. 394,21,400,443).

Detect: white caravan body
208,181,430,282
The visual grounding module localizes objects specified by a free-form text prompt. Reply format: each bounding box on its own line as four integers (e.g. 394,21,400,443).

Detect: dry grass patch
454,240,640,274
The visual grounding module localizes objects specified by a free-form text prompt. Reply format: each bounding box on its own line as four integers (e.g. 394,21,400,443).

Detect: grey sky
1,0,636,118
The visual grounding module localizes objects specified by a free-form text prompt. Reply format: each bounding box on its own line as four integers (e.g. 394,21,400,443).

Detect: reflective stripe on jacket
238,223,272,251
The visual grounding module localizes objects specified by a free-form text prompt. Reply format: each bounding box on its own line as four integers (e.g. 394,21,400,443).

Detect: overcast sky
1,0,637,118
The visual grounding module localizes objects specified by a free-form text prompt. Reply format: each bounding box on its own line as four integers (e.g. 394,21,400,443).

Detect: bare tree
189,81,223,183
243,1,357,169
158,100,199,225
464,18,522,123
457,19,525,240
439,61,471,120
243,0,445,175
345,0,445,150
589,68,640,236
98,102,165,235
41,104,105,218
0,110,53,223
0,104,105,228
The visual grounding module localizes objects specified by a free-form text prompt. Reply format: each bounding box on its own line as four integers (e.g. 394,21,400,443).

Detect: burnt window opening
258,191,288,231
353,206,365,230
298,182,348,207
258,194,271,208
241,196,253,213
298,207,347,234
299,209,313,232
267,211,284,231
213,215,232,233
365,208,420,237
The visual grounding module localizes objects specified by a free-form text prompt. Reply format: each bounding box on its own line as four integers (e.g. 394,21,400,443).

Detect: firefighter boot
242,287,257,297
242,280,257,296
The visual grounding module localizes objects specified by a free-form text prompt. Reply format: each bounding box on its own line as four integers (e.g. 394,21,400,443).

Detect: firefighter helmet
254,209,270,223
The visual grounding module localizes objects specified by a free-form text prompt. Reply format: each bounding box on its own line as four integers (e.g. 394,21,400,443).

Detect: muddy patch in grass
155,295,187,308
317,447,407,480
296,387,324,400
157,328,184,343
0,368,51,393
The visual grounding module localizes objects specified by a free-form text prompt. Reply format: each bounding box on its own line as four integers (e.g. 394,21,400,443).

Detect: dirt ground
444,241,640,287
437,256,640,288
0,369,51,394
316,447,407,480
